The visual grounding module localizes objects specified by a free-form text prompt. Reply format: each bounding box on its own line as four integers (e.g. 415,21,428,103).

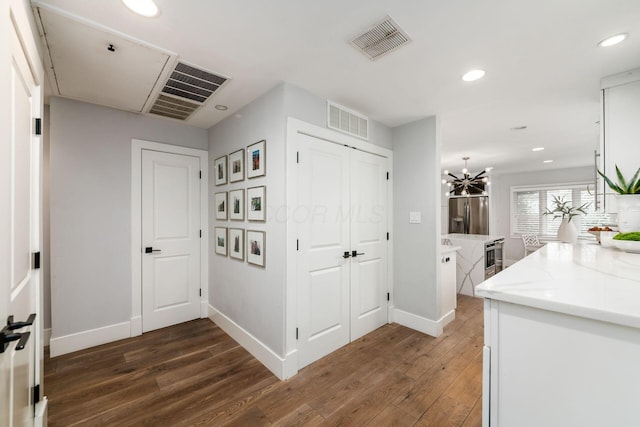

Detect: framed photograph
247,186,266,221
214,155,227,186
247,140,266,179
229,228,244,260
247,230,265,267
214,192,227,220
228,149,245,182
229,189,245,221
214,227,227,256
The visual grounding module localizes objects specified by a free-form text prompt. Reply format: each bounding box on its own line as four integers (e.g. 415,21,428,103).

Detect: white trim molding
393,307,453,338
49,321,131,357
208,305,296,380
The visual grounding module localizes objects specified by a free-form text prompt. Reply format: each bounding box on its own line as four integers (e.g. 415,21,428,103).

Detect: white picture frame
247,140,266,179
247,186,266,222
229,188,245,221
229,228,244,261
228,149,245,182
214,227,227,256
214,192,227,220
214,155,227,186
247,230,265,267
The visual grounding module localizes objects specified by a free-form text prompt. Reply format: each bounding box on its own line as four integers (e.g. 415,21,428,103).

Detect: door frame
284,117,393,378
131,139,208,336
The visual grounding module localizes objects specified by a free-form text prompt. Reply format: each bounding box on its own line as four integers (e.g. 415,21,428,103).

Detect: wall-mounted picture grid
214,227,227,256
229,189,245,221
229,228,244,261
214,192,227,220
247,140,266,178
229,149,244,182
247,230,265,267
247,186,266,221
214,155,227,186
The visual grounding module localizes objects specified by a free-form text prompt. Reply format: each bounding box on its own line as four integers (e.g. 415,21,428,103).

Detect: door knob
145,247,162,254
351,250,365,257
343,251,351,259
7,313,36,330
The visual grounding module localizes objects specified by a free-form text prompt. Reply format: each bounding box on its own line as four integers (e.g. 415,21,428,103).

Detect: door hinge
296,328,299,340
296,151,299,164
386,232,389,241
387,292,390,301
33,252,41,269
199,288,202,297
34,118,41,136
33,384,40,404
200,229,202,238
296,239,299,251
386,171,389,180
199,170,202,179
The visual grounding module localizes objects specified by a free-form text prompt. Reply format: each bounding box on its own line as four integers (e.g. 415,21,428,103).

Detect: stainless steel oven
485,238,504,279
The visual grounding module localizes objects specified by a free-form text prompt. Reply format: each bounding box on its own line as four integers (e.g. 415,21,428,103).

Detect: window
511,182,613,239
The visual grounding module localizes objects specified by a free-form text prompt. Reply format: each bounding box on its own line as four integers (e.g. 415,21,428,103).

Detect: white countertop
476,242,640,329
441,245,461,254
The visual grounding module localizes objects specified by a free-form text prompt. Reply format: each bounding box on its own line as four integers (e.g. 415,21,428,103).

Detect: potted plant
597,165,640,232
543,195,590,243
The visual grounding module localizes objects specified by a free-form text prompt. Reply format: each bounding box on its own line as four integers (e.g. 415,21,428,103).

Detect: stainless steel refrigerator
449,196,489,234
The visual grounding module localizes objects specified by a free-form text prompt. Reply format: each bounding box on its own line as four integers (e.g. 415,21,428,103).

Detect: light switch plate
409,211,421,224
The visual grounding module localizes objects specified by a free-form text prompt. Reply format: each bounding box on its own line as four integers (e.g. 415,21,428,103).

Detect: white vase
616,194,640,233
557,218,578,243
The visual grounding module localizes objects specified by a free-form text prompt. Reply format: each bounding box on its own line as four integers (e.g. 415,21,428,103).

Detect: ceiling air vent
327,101,369,140
350,16,411,60
149,61,229,120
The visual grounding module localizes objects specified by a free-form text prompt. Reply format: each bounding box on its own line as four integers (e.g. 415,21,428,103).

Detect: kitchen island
476,242,640,427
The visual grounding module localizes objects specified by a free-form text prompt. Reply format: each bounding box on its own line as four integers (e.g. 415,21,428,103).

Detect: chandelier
442,157,491,197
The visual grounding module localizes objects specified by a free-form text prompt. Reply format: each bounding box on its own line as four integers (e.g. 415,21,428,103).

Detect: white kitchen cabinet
598,68,640,213
440,246,458,319
477,243,640,426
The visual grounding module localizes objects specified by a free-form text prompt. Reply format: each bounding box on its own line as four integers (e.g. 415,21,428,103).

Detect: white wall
491,165,594,261
49,97,207,340
392,117,441,321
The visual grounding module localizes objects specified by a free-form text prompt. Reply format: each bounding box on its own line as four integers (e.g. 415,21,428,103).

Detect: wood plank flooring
44,295,484,426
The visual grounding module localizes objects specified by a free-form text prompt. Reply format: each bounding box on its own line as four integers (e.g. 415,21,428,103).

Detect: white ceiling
33,0,640,174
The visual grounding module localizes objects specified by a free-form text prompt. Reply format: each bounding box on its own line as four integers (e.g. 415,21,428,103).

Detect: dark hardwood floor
45,295,484,426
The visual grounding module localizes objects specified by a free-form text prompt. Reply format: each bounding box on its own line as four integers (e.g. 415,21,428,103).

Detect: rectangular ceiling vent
350,16,411,60
149,62,229,120
327,101,369,140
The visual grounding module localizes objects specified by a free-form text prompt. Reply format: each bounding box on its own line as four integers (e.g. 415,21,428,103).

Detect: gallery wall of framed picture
213,139,267,267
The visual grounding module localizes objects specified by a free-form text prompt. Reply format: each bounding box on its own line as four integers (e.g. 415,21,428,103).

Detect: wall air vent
148,61,229,120
350,16,411,60
327,101,369,140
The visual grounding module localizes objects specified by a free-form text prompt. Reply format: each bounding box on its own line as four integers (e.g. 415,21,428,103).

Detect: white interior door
296,134,351,368
296,132,388,369
1,16,40,427
142,150,201,332
350,149,388,340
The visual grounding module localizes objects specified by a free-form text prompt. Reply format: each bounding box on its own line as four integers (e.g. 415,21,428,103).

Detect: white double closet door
296,132,389,369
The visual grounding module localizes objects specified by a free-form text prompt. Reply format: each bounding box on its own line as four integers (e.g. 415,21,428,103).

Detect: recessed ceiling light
598,33,628,47
543,160,554,163
510,126,527,131
532,147,544,152
121,0,159,17
214,105,228,111
462,69,486,82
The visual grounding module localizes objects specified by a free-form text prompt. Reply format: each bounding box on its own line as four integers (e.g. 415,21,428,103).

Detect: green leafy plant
543,195,590,222
613,232,640,241
597,165,640,194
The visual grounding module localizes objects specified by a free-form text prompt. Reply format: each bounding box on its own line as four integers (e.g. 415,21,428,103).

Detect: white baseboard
44,328,51,347
208,304,294,380
49,321,131,357
393,308,448,337
440,309,456,329
130,315,142,337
